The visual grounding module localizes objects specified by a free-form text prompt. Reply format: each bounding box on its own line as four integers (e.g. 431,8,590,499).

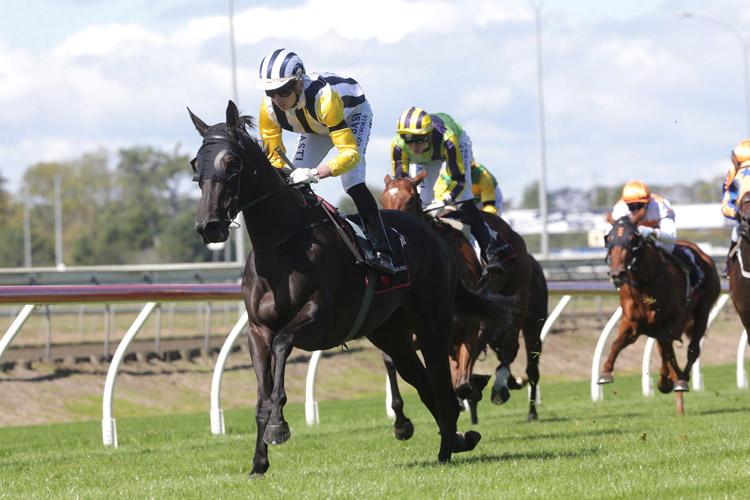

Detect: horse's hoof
248,472,265,480
597,374,614,385
674,381,690,392
527,411,538,422
452,430,481,453
263,423,291,445
393,420,414,441
508,376,528,390
658,379,674,394
491,385,510,405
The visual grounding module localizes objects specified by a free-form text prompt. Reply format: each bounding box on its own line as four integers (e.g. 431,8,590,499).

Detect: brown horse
188,101,517,477
729,191,750,344
601,212,720,412
381,173,548,424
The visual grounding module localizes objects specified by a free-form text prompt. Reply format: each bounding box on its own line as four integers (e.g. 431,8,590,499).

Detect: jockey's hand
290,168,319,184
638,226,655,239
441,193,454,205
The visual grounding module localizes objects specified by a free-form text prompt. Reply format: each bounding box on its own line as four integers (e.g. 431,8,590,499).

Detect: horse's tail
453,279,519,330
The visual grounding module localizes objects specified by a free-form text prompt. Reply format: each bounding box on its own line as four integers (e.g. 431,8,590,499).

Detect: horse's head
604,213,648,288
380,171,427,216
187,101,260,244
738,191,750,240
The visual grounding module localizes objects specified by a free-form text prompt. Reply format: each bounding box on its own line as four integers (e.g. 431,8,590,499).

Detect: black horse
188,101,516,477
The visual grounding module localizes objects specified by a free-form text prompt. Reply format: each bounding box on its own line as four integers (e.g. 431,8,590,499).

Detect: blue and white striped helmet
257,49,305,90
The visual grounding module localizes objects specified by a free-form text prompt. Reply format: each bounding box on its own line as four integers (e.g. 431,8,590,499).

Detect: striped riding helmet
257,49,305,90
621,180,651,204
396,107,433,135
733,139,750,167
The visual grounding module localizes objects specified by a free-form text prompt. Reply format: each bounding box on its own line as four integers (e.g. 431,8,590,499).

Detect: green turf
2,364,749,499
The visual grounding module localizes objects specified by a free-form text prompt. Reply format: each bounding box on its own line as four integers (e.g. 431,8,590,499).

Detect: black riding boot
723,240,737,279
673,245,704,289
459,201,503,273
348,183,395,275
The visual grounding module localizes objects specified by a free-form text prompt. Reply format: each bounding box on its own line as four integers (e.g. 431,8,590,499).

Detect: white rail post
209,311,249,435
102,302,158,447
591,306,622,401
305,350,324,425
641,337,656,397
0,304,39,364
738,330,749,389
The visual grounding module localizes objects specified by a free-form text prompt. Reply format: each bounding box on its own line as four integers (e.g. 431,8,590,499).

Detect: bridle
191,126,303,222
605,218,663,288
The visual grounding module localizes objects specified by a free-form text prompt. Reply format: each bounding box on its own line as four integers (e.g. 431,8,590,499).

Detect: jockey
720,139,750,277
470,160,503,216
391,107,504,272
611,180,704,288
256,48,394,275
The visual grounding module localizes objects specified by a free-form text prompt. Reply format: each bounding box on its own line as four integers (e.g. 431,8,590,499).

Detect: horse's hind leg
381,352,414,440
522,317,545,421
489,325,520,405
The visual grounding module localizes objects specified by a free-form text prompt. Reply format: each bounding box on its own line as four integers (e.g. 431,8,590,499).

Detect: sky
2,0,750,208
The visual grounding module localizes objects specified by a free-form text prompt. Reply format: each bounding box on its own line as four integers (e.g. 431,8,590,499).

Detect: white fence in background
0,282,747,447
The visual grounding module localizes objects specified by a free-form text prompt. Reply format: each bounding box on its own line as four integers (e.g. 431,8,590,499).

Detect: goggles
402,134,429,145
626,202,646,212
265,79,298,98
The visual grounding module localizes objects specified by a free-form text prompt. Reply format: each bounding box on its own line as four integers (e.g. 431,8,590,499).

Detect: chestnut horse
601,212,720,412
729,190,750,345
188,102,517,477
381,173,548,424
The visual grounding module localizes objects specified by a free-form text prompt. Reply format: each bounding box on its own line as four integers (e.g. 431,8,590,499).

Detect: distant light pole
530,0,549,258
227,0,246,263
677,11,750,137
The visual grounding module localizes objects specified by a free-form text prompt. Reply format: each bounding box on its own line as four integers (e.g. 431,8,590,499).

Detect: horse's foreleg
599,322,638,384
452,327,478,401
264,330,295,446
489,325,520,405
656,339,680,393
382,352,414,440
248,328,273,478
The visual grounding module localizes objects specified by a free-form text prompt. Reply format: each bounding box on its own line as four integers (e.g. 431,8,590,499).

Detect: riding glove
638,226,655,239
424,201,445,213
290,168,319,184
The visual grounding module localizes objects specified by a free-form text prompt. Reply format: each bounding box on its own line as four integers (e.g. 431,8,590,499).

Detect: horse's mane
233,113,318,207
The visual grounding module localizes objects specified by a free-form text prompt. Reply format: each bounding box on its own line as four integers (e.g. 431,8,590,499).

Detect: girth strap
343,270,377,343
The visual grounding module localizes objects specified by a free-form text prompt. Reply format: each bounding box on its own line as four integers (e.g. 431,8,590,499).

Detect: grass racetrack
2,363,749,499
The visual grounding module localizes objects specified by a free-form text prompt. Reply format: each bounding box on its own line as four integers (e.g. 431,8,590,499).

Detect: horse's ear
605,212,615,225
384,174,392,184
413,171,427,186
187,107,209,137
226,100,240,129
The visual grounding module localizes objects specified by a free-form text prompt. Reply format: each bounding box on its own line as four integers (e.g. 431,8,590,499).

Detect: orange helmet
622,180,650,204
733,139,750,167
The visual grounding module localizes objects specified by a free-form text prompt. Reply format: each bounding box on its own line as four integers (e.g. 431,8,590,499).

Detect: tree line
0,145,725,268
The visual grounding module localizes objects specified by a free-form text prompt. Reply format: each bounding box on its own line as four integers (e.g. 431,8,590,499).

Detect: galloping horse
728,190,750,344
188,101,516,477
601,213,720,412
381,173,548,423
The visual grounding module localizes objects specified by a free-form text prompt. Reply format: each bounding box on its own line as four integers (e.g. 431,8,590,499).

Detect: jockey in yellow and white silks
256,48,394,275
720,139,750,276
391,107,503,272
611,180,703,286
470,161,503,216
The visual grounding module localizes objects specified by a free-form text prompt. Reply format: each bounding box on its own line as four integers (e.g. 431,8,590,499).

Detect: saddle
658,244,706,299
318,198,410,292
435,207,519,267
